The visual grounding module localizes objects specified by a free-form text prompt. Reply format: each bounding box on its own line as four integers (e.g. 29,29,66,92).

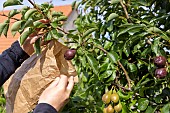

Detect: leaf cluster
0,0,170,113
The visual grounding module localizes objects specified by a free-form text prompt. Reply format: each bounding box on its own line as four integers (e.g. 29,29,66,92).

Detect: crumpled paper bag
3,40,78,113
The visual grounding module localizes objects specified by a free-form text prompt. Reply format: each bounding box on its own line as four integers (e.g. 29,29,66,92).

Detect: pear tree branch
95,46,132,90
120,0,133,23
0,13,20,21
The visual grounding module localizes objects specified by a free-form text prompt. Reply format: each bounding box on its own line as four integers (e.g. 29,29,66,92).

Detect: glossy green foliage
61,0,170,112
0,0,170,113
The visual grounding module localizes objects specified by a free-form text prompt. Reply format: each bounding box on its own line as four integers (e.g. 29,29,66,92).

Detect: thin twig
28,0,69,35
28,0,36,7
118,61,132,90
120,0,133,23
112,82,131,91
0,14,20,21
95,46,132,90
28,0,47,18
95,46,108,53
57,27,69,34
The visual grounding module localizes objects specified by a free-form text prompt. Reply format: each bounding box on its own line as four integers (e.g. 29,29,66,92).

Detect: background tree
0,0,170,112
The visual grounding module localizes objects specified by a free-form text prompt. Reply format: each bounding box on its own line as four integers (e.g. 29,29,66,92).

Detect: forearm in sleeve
33,103,58,113
0,41,29,86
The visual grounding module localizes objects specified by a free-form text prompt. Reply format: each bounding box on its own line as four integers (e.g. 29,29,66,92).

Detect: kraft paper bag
3,40,78,113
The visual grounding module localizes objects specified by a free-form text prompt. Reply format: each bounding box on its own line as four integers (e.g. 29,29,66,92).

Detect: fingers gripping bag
3,40,78,113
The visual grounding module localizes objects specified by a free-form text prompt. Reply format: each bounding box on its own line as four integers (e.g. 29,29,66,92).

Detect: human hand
19,19,49,55
38,75,74,112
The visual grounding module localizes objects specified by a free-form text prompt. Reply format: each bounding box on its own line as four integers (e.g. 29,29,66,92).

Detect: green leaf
107,13,119,22
106,69,116,82
161,103,170,113
111,0,120,4
3,0,22,8
0,20,9,36
85,53,99,75
56,32,64,38
72,1,76,9
50,22,58,28
24,9,37,20
138,98,149,111
50,29,59,40
147,27,170,41
151,38,160,56
122,102,129,113
51,11,63,17
118,24,145,36
45,32,52,41
33,21,46,28
82,28,97,38
107,51,119,64
128,63,137,72
34,38,41,54
8,9,20,18
100,59,109,73
11,20,22,36
20,28,32,45
0,97,6,104
145,106,157,113
104,40,113,50
3,20,10,37
123,43,130,57
117,90,132,100
3,24,9,37
147,27,162,33
24,19,34,28
101,70,113,79
58,16,67,21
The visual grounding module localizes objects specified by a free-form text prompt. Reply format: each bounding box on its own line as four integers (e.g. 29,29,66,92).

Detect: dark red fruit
155,68,167,78
154,56,167,67
64,49,76,60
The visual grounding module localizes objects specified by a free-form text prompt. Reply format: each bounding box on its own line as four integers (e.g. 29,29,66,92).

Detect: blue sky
0,0,76,10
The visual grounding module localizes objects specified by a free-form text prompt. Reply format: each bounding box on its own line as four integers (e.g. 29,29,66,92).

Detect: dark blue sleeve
33,103,58,113
0,40,29,86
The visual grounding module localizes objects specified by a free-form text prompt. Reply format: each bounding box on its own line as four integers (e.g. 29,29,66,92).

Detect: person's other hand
19,19,49,55
38,74,74,112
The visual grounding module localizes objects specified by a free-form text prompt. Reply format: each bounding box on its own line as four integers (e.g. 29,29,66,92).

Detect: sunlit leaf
24,9,37,20
11,20,22,36
118,24,145,36
161,103,170,113
8,9,20,18
20,28,32,45
138,98,149,111
107,13,119,22
34,38,41,54
0,20,9,36
85,53,99,75
3,0,22,8
107,51,119,64
82,28,97,38
111,0,120,4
